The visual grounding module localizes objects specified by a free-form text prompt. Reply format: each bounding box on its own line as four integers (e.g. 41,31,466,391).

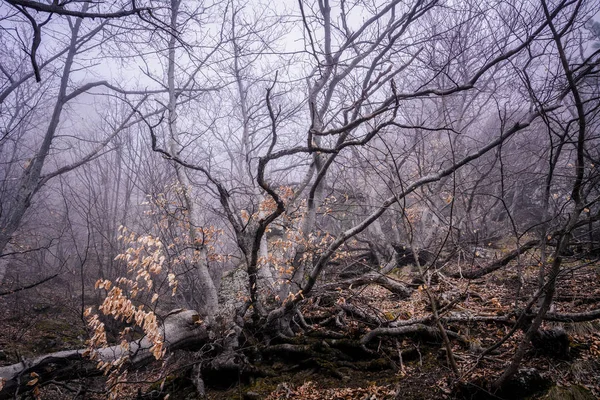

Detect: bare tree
1,0,600,398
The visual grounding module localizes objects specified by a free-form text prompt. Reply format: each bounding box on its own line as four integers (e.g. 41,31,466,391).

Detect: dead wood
321,272,413,298
360,324,468,346
450,240,539,279
537,308,600,323
0,310,207,399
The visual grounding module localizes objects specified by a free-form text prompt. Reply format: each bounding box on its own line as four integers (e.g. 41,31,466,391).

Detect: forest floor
1,257,600,399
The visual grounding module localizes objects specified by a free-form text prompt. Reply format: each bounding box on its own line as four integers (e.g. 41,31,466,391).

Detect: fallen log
534,308,600,323
450,240,539,279
0,309,207,399
321,272,413,298
360,324,468,346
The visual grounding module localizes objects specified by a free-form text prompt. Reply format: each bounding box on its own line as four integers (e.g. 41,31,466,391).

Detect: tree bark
450,240,539,279
320,272,413,298
166,0,219,319
0,7,87,258
0,310,207,399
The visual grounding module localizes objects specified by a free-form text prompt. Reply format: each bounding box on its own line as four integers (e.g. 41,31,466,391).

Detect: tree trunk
0,7,87,258
166,0,218,319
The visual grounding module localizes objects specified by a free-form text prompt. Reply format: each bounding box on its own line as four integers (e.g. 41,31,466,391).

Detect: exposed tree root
339,303,384,327
2,292,599,399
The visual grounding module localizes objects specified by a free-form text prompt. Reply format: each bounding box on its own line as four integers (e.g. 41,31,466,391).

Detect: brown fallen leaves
265,381,398,400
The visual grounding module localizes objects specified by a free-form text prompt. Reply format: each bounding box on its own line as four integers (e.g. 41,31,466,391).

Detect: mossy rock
540,385,595,400
500,368,552,398
453,368,552,400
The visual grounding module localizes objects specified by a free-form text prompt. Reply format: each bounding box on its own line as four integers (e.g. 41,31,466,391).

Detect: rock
243,391,261,400
391,244,431,268
541,385,595,400
531,328,570,359
219,267,249,316
500,368,552,399
453,368,552,400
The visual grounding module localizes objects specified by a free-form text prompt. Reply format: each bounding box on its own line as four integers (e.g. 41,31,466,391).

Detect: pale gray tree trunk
230,15,277,296
166,0,218,319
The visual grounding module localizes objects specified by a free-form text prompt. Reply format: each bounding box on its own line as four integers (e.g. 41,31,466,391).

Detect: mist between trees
1,0,600,398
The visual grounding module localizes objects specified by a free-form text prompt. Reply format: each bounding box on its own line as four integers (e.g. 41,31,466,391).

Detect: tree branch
0,274,58,296
5,0,150,19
